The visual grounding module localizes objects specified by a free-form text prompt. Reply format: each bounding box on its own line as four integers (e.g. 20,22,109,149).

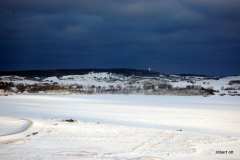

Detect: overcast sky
0,0,240,76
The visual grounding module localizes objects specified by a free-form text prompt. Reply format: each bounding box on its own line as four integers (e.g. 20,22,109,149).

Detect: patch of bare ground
57,151,100,158
1,139,25,145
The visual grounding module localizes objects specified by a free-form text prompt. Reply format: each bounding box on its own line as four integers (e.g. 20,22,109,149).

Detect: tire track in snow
133,131,237,155
133,132,172,154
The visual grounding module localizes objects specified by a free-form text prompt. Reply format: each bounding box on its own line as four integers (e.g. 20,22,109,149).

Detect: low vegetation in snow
0,71,239,96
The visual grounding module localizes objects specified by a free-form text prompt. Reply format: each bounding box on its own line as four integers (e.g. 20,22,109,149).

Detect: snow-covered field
0,95,239,159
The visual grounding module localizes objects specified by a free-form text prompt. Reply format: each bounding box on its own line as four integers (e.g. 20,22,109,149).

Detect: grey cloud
0,0,239,75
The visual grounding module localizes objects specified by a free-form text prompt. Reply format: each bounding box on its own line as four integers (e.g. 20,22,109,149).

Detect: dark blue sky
0,0,240,76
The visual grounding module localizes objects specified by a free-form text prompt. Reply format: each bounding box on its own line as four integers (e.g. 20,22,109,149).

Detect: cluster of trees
221,86,240,90
0,82,63,93
0,82,13,92
228,80,240,85
0,81,217,96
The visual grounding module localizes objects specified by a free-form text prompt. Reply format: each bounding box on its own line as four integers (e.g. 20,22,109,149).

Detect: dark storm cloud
0,0,240,75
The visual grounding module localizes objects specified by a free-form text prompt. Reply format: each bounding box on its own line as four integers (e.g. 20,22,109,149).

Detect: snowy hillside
0,72,240,96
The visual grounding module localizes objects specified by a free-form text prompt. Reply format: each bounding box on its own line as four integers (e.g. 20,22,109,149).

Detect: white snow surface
0,95,240,160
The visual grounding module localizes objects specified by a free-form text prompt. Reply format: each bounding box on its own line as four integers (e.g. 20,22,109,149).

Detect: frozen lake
0,95,239,159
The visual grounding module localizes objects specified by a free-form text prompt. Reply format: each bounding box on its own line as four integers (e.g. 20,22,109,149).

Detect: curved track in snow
0,116,33,137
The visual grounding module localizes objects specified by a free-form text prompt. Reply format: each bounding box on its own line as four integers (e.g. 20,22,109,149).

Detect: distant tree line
0,81,217,96
0,68,165,78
